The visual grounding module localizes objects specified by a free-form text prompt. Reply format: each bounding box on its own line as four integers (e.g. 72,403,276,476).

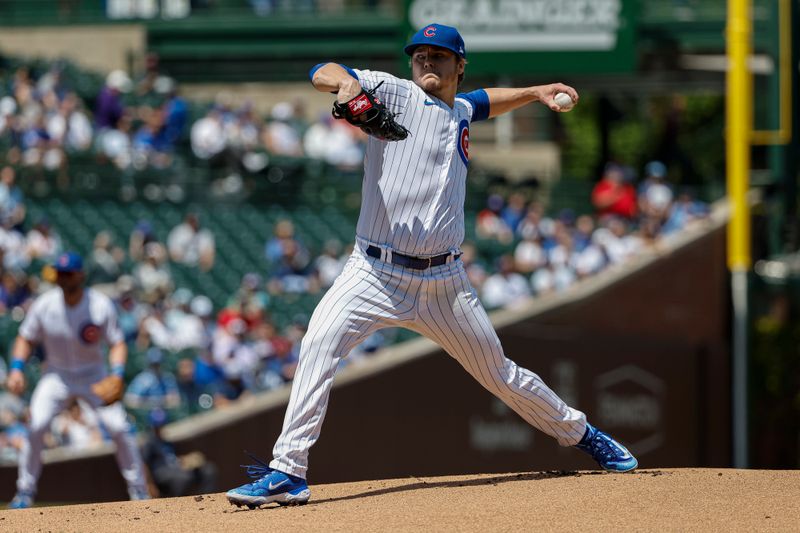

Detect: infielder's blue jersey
335,68,489,257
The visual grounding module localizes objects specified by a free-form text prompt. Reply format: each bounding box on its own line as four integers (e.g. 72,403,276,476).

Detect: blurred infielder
5,252,149,509
227,23,637,509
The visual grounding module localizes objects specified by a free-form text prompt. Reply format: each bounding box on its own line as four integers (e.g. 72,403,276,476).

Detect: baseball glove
91,375,125,405
332,81,409,141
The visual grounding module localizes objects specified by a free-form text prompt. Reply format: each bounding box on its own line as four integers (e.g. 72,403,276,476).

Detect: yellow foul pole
726,0,751,468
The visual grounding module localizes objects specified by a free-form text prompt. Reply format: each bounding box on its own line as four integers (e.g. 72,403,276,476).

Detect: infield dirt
1,468,797,532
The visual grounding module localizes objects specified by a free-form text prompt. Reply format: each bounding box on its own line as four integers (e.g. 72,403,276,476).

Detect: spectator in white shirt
534,263,576,294
167,213,215,271
134,242,173,303
51,399,104,451
191,109,227,160
514,234,546,275
212,317,259,396
314,239,346,289
25,218,61,261
303,114,364,169
46,92,93,153
263,102,303,157
481,254,531,310
638,160,674,224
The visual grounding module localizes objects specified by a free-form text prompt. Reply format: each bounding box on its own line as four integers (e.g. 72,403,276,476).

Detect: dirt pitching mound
1,469,797,532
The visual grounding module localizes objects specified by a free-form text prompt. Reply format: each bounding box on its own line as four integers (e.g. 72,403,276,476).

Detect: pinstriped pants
270,241,587,479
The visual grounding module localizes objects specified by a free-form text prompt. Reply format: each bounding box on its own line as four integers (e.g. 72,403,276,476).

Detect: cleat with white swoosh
575,423,639,473
226,454,310,508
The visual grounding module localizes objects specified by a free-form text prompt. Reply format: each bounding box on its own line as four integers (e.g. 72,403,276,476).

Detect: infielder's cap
405,23,466,59
53,252,83,273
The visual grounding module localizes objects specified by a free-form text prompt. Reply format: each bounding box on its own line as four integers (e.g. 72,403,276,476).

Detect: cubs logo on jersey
457,119,469,166
79,322,101,344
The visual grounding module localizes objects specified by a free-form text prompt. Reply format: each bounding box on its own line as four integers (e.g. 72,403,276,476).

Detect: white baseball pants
16,370,148,497
270,241,587,479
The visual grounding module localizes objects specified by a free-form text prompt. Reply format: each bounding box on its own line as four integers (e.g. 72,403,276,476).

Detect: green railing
146,15,405,82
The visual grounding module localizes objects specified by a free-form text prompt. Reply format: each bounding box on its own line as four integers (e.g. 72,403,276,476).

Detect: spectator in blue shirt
133,108,174,169
157,77,188,145
0,165,26,230
140,408,217,497
662,190,709,235
500,192,528,234
124,348,181,411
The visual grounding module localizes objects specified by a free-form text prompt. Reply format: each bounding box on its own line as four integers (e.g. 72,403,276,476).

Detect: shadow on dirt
308,469,666,506
225,469,666,512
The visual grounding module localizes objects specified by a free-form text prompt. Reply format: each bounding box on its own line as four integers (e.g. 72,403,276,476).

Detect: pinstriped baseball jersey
350,69,489,256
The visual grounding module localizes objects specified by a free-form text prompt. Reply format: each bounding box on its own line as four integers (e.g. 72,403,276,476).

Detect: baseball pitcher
226,23,638,509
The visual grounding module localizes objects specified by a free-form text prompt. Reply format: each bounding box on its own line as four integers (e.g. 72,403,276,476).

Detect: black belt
366,245,460,270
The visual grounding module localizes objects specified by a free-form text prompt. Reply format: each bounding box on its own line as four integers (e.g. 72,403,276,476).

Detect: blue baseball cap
53,252,83,273
405,23,466,59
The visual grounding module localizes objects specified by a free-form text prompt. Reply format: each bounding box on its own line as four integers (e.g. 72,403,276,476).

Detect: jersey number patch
457,119,470,166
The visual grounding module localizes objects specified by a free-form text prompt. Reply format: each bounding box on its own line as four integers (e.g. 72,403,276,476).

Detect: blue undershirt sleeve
309,63,359,82
457,89,491,122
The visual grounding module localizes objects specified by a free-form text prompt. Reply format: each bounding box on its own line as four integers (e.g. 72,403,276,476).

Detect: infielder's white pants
271,242,587,478
17,370,148,496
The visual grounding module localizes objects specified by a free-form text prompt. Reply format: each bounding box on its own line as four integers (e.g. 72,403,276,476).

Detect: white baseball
554,92,574,110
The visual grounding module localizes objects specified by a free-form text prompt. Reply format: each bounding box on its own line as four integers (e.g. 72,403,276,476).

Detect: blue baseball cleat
575,423,639,473
8,491,33,509
226,454,310,509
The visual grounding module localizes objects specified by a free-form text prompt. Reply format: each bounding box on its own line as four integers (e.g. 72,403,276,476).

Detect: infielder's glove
332,81,409,141
91,375,125,405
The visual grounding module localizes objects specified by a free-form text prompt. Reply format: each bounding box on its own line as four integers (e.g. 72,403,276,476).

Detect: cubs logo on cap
53,252,83,272
405,23,466,59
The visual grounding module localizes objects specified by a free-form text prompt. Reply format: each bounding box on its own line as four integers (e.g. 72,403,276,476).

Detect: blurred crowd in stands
190,92,367,175
0,168,363,462
0,55,368,188
246,0,391,17
469,160,709,310
0,56,710,465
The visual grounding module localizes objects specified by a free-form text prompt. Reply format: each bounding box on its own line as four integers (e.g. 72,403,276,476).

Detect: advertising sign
406,0,637,76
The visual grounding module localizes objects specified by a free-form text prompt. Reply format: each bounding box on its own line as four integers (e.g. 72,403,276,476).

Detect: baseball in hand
554,92,574,111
